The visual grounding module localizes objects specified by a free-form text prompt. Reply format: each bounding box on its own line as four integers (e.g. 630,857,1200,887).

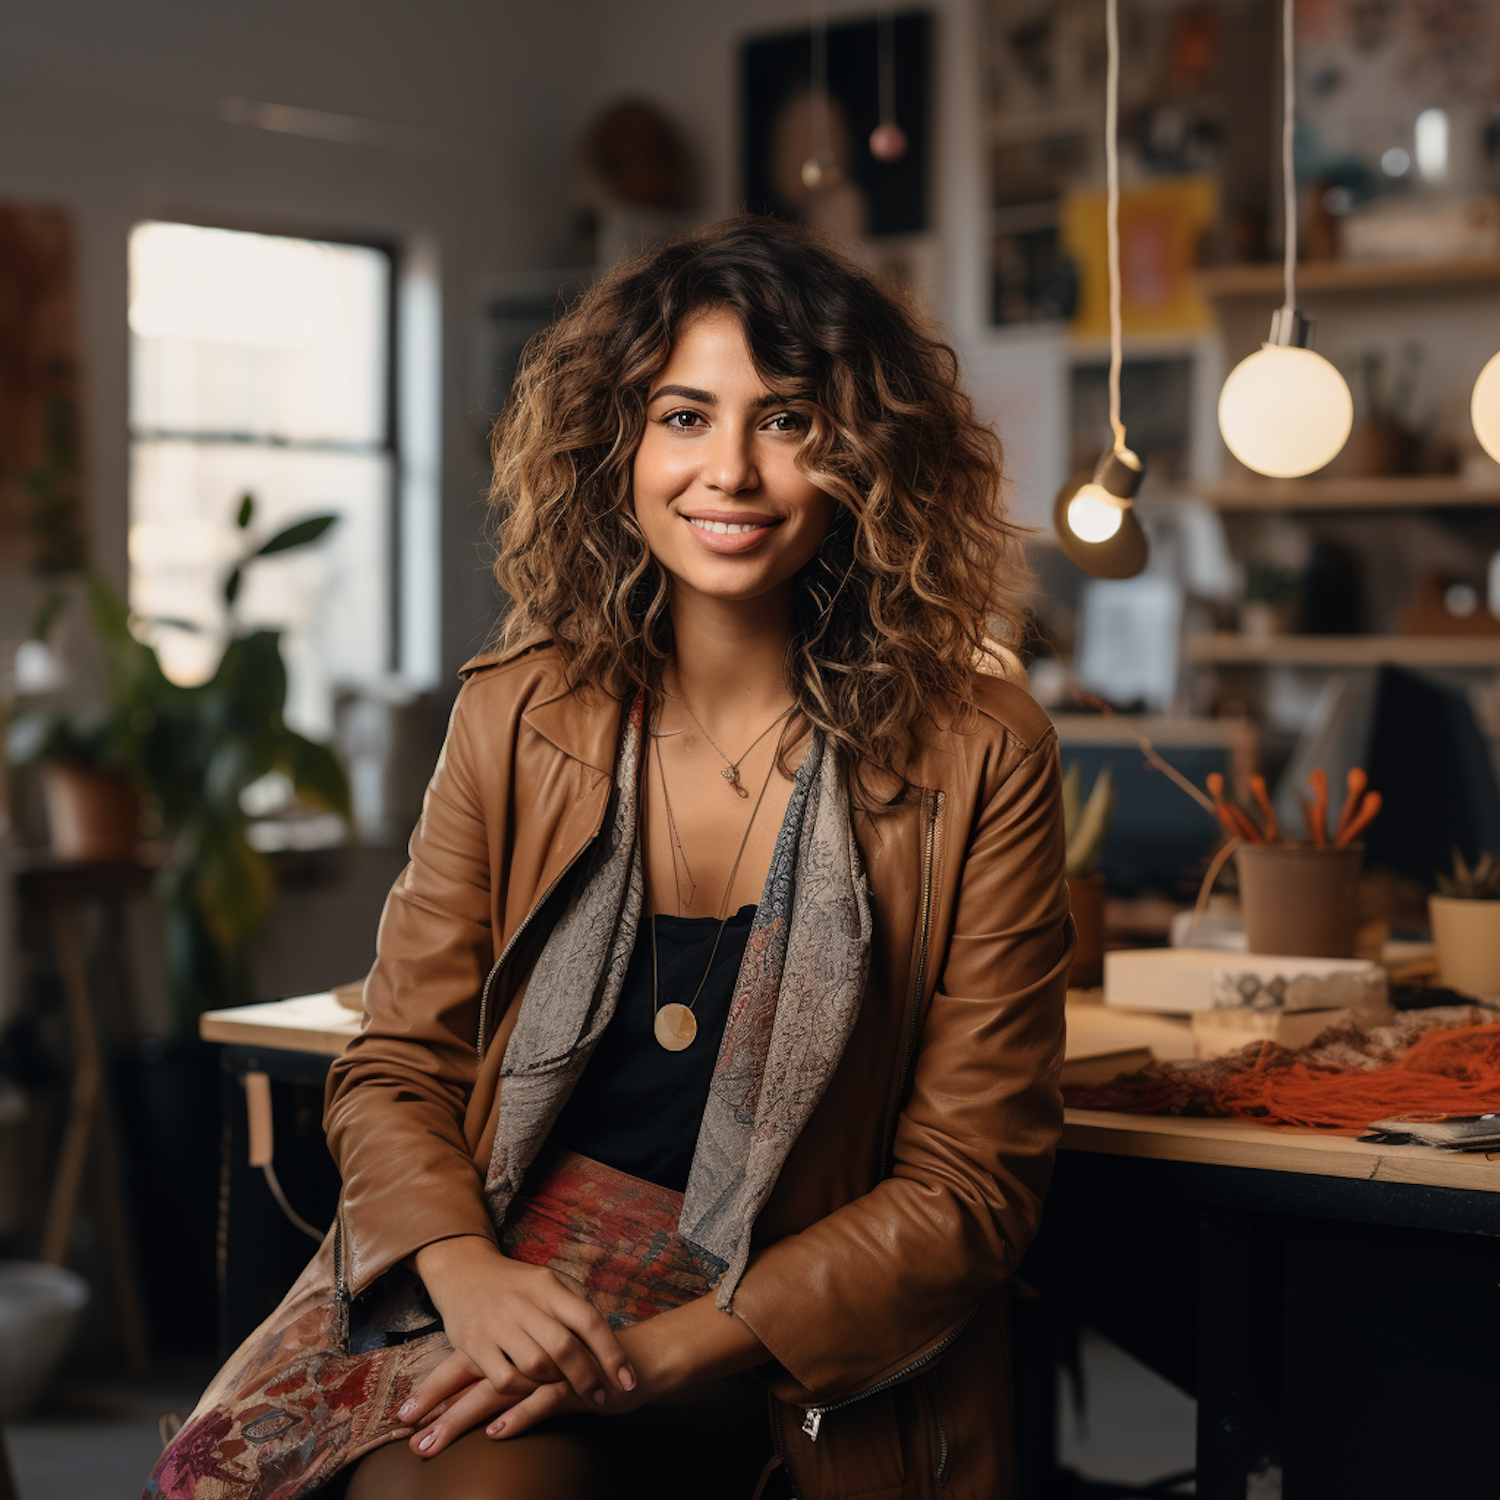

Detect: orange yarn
1214,1021,1500,1131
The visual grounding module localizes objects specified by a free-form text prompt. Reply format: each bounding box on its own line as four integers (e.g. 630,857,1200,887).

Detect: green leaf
224,566,243,607
277,732,352,818
253,514,338,558
236,492,255,529
86,574,135,648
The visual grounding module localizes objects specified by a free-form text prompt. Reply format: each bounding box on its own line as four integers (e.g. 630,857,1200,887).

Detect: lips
679,509,782,555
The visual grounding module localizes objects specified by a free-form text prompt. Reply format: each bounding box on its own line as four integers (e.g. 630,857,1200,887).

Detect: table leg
38,904,150,1377
1195,1208,1283,1500
39,908,99,1265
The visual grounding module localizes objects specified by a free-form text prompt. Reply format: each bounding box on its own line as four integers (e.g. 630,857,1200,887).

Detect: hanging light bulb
1055,448,1150,578
869,5,908,162
1054,0,1148,579
802,5,842,191
1472,350,1500,465
1219,309,1353,478
1216,0,1351,478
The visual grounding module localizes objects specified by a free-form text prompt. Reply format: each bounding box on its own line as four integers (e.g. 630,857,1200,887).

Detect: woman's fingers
487,1380,585,1441
546,1291,636,1393
410,1379,520,1458
397,1350,482,1427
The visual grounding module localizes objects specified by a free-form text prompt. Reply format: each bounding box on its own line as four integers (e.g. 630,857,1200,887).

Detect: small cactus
1063,762,1115,878
1436,848,1500,900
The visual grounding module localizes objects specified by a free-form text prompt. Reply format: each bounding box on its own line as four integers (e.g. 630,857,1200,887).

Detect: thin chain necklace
652,707,697,910
668,694,794,798
647,714,788,1052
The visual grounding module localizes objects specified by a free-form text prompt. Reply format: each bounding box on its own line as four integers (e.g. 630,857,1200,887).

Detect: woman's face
632,307,836,609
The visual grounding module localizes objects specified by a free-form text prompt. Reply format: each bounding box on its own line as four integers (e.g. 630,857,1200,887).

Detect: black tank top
552,903,757,1192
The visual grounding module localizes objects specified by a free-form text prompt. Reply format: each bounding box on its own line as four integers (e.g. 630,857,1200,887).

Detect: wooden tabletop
200,991,1500,1195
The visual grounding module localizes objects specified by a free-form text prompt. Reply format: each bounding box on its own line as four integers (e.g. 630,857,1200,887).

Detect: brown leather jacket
324,641,1072,1499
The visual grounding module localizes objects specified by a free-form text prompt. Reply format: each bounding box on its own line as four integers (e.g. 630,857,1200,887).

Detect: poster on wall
0,202,87,576
741,10,933,295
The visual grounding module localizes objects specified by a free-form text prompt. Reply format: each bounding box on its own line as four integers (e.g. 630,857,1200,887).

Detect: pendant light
869,4,908,162
1053,0,1149,579
1472,351,1500,465
802,5,841,190
1216,0,1352,478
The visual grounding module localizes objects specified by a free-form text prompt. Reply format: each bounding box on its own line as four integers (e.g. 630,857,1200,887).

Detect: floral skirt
143,1149,721,1500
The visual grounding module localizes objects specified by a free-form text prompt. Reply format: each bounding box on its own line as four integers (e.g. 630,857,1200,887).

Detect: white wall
0,0,603,675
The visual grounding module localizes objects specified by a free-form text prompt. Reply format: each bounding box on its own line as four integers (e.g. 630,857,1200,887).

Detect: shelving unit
1197,256,1500,298
1184,634,1500,668
1199,476,1500,511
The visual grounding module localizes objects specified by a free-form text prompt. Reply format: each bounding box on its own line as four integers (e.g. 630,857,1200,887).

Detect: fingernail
619,1367,636,1391
417,1433,435,1452
594,1389,607,1405
487,1420,506,1437
398,1400,417,1421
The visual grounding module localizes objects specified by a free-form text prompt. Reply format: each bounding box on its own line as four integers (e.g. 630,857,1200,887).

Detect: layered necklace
646,698,791,1052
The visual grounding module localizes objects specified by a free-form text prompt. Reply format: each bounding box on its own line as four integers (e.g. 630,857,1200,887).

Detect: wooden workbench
201,990,1500,1197
203,990,1500,1500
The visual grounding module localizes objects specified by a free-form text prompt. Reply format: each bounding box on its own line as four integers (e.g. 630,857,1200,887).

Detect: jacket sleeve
323,680,502,1296
730,729,1072,1401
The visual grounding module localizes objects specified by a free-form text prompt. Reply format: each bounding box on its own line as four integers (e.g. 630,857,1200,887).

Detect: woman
147,216,1071,1500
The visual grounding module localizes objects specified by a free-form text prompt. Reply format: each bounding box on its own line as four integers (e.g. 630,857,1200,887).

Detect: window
128,221,401,737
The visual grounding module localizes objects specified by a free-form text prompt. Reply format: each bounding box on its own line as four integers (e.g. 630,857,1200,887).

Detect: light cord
878,2,895,127
1281,0,1297,316
1105,0,1125,453
812,3,831,165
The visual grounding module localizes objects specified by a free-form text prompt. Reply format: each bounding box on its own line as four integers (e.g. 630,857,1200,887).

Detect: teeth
688,518,763,536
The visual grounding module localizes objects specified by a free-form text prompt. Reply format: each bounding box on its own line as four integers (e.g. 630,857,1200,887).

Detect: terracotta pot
40,764,142,862
1235,844,1361,958
1066,872,1107,989
1429,895,1500,995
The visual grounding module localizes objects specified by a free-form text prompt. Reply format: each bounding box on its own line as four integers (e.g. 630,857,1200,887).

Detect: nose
703,422,759,495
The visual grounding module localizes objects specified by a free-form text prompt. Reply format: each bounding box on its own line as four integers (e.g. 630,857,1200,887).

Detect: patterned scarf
483,692,872,1306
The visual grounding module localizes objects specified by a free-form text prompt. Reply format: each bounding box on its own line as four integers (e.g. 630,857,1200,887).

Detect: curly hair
490,215,1029,790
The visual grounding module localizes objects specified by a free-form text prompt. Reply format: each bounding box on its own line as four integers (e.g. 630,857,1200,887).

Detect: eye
661,409,706,430
763,411,805,434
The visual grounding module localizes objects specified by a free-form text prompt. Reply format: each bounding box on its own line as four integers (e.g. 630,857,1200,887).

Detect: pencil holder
1236,844,1362,958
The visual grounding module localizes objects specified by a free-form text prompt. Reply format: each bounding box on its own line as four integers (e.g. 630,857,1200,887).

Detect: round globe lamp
1472,350,1500,465
1218,311,1352,479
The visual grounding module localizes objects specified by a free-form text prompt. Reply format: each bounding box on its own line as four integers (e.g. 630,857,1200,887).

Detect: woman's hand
408,1236,635,1442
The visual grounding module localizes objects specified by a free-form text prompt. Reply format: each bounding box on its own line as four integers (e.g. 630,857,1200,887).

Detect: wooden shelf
1200,476,1500,511
1185,634,1500,667
1197,256,1500,298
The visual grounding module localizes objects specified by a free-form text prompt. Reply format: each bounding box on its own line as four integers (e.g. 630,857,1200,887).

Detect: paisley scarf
485,691,873,1305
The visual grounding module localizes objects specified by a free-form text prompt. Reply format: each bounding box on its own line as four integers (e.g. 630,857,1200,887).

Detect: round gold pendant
654,1003,698,1052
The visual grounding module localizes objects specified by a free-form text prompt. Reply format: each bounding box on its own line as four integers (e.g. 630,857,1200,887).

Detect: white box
1104,947,1386,1014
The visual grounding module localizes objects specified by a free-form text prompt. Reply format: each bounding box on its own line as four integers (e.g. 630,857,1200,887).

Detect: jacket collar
460,642,929,801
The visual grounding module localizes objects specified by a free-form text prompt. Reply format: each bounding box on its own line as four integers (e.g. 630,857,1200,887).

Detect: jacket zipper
474,800,611,1059
798,1303,978,1441
924,1372,951,1486
333,1205,349,1344
881,788,943,1169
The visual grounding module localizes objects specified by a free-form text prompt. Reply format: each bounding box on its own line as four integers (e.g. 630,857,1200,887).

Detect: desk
202,994,1499,1499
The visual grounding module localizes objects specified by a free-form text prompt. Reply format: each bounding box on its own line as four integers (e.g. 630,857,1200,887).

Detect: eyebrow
647,384,788,409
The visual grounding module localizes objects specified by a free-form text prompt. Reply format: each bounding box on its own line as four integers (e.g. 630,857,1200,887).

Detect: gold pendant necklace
675,698,793,798
648,705,788,1051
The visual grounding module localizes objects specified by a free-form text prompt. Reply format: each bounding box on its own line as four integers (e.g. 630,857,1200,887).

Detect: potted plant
1239,559,1301,638
1217,768,1381,958
7,495,352,1035
1430,850,1500,996
1063,762,1114,989
6,707,142,862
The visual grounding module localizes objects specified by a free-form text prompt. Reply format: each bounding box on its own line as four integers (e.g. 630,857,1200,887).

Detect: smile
686,518,770,535
677,510,783,556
